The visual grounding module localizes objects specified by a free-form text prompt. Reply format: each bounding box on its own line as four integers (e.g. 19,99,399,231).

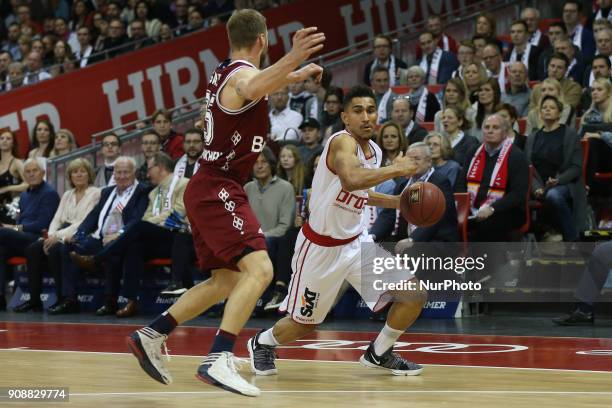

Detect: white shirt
269,106,303,141
22,70,52,85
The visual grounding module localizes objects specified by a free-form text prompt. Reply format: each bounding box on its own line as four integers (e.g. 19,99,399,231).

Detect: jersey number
201,90,215,145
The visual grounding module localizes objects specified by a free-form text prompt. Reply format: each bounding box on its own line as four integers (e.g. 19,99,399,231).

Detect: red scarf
466,139,513,210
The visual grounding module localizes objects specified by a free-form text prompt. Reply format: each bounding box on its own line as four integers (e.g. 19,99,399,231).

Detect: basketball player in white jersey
248,85,427,376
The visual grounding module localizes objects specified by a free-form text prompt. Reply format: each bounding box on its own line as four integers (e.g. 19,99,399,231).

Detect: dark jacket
407,122,428,145
363,56,408,86
430,51,459,84
505,44,542,80
452,134,480,169
370,169,458,242
18,182,60,234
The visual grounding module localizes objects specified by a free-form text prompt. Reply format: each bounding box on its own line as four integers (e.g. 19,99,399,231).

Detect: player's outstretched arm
331,135,416,192
367,190,400,209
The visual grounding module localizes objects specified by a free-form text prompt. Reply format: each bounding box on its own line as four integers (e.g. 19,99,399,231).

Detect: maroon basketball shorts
184,171,266,271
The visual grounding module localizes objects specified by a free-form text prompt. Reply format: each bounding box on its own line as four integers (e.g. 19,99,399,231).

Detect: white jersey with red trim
308,130,382,240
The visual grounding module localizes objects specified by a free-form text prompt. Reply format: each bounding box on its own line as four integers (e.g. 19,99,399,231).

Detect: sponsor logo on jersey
335,189,367,211
300,287,319,317
202,149,223,161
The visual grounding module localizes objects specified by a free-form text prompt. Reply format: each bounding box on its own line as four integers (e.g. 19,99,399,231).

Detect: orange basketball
400,181,446,227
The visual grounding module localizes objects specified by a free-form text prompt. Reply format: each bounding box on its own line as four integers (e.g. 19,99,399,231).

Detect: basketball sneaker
196,351,260,397
247,332,278,375
126,328,173,385
359,342,423,376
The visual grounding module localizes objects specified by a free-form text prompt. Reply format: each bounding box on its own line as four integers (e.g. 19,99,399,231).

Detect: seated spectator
2,23,21,61
95,133,122,187
537,22,570,80
28,119,56,159
473,78,502,141
400,66,440,122
482,44,509,95
521,7,550,49
16,4,43,36
51,156,149,314
22,51,52,85
580,78,612,197
304,152,322,189
591,16,612,33
129,19,156,51
371,67,396,124
304,68,332,122
297,118,324,165
452,40,476,79
136,130,161,183
0,51,12,89
17,35,32,64
462,61,489,103
495,103,527,150
99,18,131,60
69,1,93,33
425,132,461,189
49,39,74,78
581,54,612,112
278,145,306,196
457,115,529,241
51,129,77,157
376,121,407,169
501,61,531,117
269,86,303,141
363,34,407,87
472,34,489,64
594,27,612,60
370,142,458,244
0,158,60,310
527,95,588,241
390,97,427,145
4,61,25,91
91,14,109,57
418,31,459,85
554,38,586,84
441,106,479,166
174,128,204,179
288,80,311,118
152,109,184,160
159,24,174,42
320,86,344,142
14,158,100,312
170,0,189,35
434,77,477,133
505,19,542,80
0,130,27,224
474,12,504,51
132,1,162,40
563,0,595,57
183,9,206,34
416,14,459,60
526,78,576,135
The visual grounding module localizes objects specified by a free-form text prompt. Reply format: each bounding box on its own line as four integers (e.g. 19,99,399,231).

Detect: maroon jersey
199,59,269,184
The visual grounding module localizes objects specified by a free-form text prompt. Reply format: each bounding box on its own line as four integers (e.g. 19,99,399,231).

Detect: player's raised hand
289,27,325,63
392,152,418,177
289,63,323,83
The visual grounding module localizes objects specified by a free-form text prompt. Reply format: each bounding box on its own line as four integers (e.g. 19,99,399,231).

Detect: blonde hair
582,78,612,124
54,128,76,155
531,78,567,128
277,145,305,195
65,158,95,187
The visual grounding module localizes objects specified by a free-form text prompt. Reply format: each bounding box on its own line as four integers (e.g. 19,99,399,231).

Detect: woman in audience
425,132,461,189
152,109,184,160
159,24,174,42
462,62,489,104
526,78,576,135
527,95,588,241
28,119,56,159
134,1,162,40
376,122,407,168
69,0,93,31
51,129,77,157
13,158,100,312
434,78,476,133
472,78,501,141
580,78,612,198
452,41,476,80
495,103,527,150
0,130,27,224
474,12,504,50
49,40,74,77
277,145,305,196
441,106,479,167
320,86,344,143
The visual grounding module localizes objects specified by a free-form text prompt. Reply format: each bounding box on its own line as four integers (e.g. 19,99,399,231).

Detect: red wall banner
0,0,483,154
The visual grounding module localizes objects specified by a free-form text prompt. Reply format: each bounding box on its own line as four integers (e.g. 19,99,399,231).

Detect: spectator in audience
278,145,306,196
2,23,21,61
452,40,476,79
184,9,206,34
16,4,43,35
30,40,46,65
532,53,583,112
474,12,503,50
51,129,77,157
370,67,396,124
473,78,502,141
51,156,149,314
390,97,427,145
92,13,109,56
526,78,576,135
28,119,56,159
14,158,100,313
418,31,458,85
563,0,596,57
129,19,156,51
434,77,476,133
401,66,440,122
304,68,332,122
69,0,93,32
17,34,32,59
554,38,586,84
136,130,161,183
304,152,322,189
472,34,489,63
501,61,531,117
0,158,60,311
100,18,130,59
74,26,94,68
159,23,174,42
288,80,311,118
594,27,612,59
521,7,550,49
54,17,79,53
41,34,58,65
415,14,459,60
49,40,74,77
457,114,529,241
425,132,461,188
527,95,588,241
0,51,12,90
376,121,408,168
132,1,162,40
0,130,27,224
173,128,204,180
152,109,184,160
590,3,612,29
462,61,489,103
171,0,189,35
95,133,122,187
441,106,479,166
483,44,509,95
363,34,407,87
105,1,123,20
269,86,303,141
22,51,52,85
297,118,323,165
537,22,570,81
320,86,344,141
581,54,611,112
506,19,542,80
5,61,25,91
580,78,612,197
370,142,458,245
495,103,527,150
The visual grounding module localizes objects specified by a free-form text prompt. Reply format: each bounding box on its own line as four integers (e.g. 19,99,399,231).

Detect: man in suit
390,97,427,145
415,14,459,60
505,19,542,80
554,38,586,84
74,26,94,68
370,142,458,245
563,0,596,58
537,22,572,80
521,7,550,50
418,31,458,84
51,156,150,314
530,53,582,109
363,34,408,87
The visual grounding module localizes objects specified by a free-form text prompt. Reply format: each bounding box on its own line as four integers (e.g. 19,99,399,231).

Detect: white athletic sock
257,328,280,346
373,323,404,356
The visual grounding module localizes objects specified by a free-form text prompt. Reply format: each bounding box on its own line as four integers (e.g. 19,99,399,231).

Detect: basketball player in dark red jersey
126,9,325,397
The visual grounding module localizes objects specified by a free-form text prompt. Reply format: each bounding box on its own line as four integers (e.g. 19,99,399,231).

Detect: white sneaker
196,351,260,397
126,328,173,385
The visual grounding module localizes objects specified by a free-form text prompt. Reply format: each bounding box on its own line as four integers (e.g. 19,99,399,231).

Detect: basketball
400,182,446,227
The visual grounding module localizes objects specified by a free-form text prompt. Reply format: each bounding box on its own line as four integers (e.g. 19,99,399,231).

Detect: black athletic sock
210,329,237,353
148,311,178,336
